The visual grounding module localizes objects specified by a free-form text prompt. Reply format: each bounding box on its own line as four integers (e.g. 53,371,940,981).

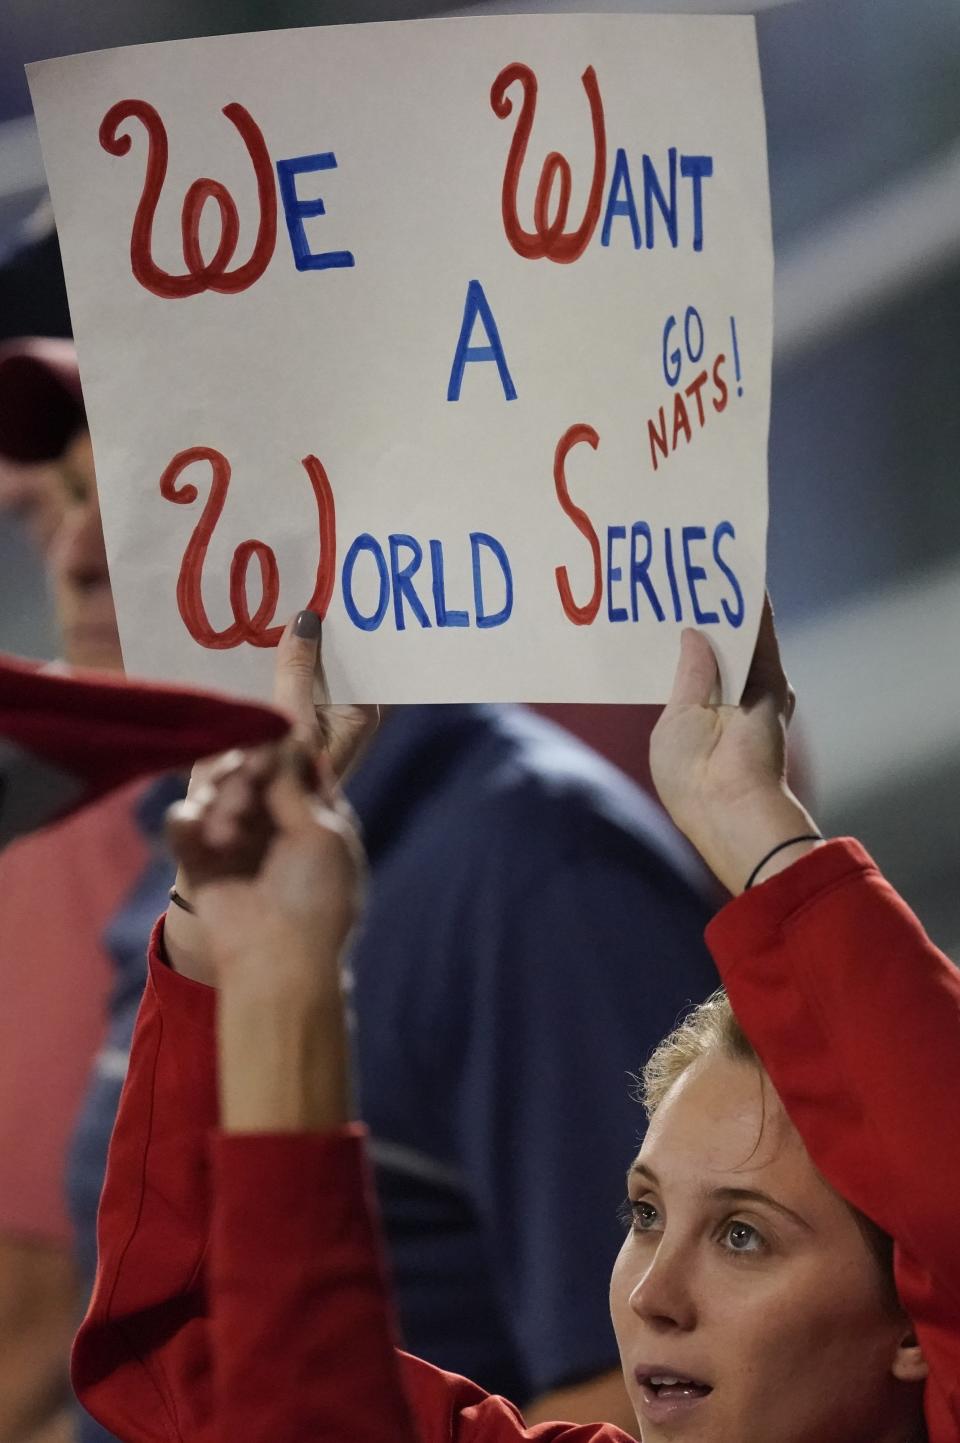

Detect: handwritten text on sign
28,16,772,702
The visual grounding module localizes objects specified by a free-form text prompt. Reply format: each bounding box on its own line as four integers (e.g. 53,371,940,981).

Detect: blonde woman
74,609,956,1442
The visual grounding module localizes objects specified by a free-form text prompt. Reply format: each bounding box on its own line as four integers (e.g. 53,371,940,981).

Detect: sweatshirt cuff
706,837,877,972
148,914,218,1036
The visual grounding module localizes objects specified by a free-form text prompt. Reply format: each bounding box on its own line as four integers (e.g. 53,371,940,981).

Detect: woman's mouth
635,1370,712,1424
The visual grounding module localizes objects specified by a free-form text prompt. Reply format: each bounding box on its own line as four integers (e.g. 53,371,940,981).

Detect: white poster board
28,15,772,702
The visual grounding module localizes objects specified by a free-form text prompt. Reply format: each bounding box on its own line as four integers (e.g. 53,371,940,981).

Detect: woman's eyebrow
627,1167,815,1234
710,1186,815,1233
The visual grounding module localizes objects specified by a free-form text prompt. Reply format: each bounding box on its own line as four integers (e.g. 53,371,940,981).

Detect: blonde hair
637,988,898,1293
640,988,755,1119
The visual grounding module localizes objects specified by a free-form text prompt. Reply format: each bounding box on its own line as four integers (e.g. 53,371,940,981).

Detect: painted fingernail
294,609,322,639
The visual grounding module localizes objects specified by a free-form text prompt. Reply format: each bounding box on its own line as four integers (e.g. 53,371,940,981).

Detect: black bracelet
744,834,823,891
168,886,196,916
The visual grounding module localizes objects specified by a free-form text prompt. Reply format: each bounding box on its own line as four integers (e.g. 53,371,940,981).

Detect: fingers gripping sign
273,610,379,778
650,595,820,895
739,593,796,722
669,625,724,708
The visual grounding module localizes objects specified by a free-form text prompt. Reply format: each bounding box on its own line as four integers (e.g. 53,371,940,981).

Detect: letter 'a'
447,279,517,402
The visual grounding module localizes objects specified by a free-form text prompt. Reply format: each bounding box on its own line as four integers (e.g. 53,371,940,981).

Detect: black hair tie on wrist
744,834,823,891
168,886,196,916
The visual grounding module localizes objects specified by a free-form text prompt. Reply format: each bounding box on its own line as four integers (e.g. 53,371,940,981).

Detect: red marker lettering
712,353,729,413
99,99,277,298
553,422,602,625
160,446,336,649
491,63,606,264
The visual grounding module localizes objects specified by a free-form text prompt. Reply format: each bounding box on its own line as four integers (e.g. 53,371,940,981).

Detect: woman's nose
628,1240,698,1332
57,504,109,589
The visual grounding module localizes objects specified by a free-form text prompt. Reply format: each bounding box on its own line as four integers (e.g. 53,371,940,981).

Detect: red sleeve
706,838,960,1441
72,922,622,1443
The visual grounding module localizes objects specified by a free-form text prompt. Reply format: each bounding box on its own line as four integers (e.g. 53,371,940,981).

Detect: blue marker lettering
684,305,704,364
663,526,683,621
680,155,713,252
275,153,355,271
682,525,720,624
662,314,681,387
712,521,745,627
342,534,389,631
429,538,469,628
643,149,678,249
389,534,431,631
447,279,517,402
629,522,665,621
471,532,513,628
606,525,628,622
601,148,642,249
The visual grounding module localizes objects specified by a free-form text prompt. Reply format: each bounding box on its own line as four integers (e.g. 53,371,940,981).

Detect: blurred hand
162,616,373,1133
651,598,821,893
166,741,364,1000
165,715,365,1134
164,611,377,985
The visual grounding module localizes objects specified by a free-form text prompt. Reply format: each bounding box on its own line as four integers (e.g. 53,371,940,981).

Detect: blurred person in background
0,215,74,552
0,338,174,1443
0,532,290,1443
0,334,274,1443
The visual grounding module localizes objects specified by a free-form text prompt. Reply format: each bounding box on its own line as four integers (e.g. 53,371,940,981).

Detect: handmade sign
28,14,772,702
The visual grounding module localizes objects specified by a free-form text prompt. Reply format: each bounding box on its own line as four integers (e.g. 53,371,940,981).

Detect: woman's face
48,430,123,671
609,1053,923,1443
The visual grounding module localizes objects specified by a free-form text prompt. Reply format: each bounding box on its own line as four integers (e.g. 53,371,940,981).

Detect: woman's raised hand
163,612,372,1132
163,612,377,987
270,609,379,780
650,597,822,894
165,739,364,997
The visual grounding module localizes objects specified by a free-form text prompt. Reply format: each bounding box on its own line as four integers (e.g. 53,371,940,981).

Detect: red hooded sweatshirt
72,839,960,1442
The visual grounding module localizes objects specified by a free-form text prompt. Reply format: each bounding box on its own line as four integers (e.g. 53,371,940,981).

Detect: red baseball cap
0,337,85,463
0,650,290,847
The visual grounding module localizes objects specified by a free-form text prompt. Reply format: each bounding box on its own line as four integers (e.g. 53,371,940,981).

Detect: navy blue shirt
345,705,717,1403
67,706,717,1428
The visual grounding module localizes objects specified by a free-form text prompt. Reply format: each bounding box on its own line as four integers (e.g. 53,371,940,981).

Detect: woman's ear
891,1328,929,1384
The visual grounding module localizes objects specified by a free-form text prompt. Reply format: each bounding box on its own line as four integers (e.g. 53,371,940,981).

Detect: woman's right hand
162,611,377,985
166,740,364,993
164,710,364,1133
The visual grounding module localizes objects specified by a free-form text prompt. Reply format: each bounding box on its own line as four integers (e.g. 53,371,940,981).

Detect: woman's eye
722,1219,764,1254
58,466,90,505
619,1197,661,1233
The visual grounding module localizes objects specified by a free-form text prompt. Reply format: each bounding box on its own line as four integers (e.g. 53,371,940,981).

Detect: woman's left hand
650,596,820,894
